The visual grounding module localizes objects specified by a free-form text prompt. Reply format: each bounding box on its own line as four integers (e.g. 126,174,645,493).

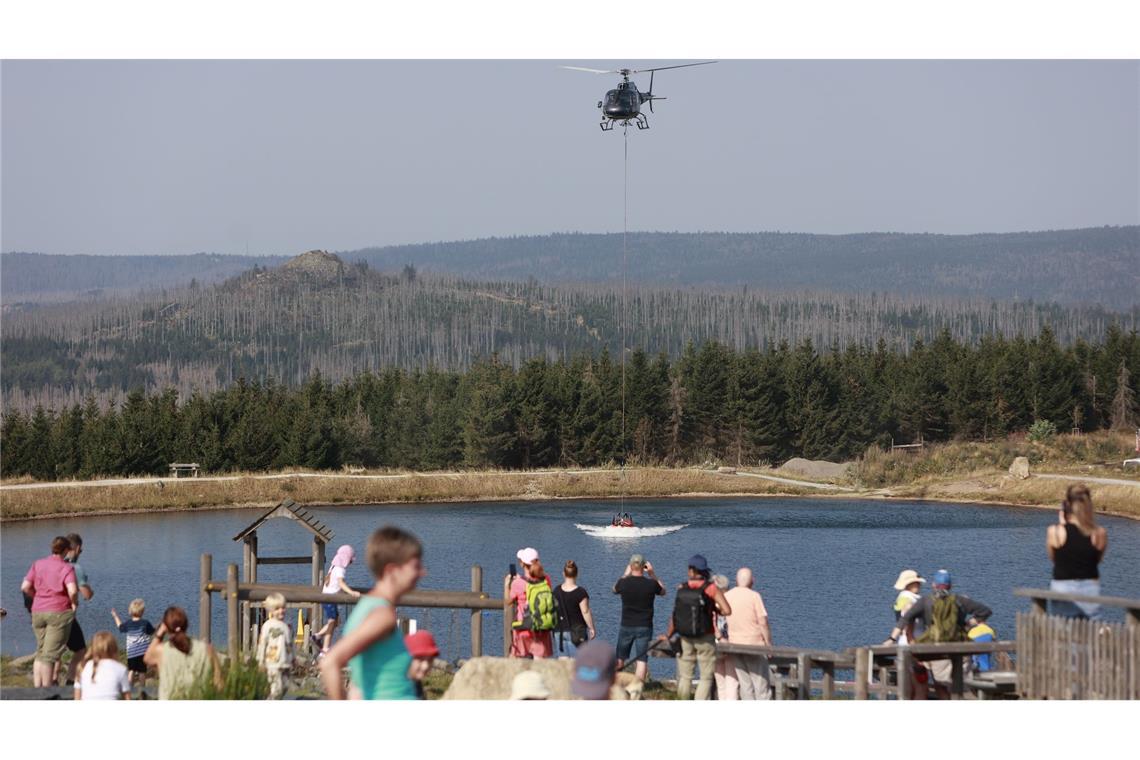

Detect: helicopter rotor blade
629,60,718,75
560,66,617,74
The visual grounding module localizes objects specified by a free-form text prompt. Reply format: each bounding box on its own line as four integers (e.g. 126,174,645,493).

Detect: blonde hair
84,631,119,684
1065,484,1098,535
264,592,286,612
128,598,146,617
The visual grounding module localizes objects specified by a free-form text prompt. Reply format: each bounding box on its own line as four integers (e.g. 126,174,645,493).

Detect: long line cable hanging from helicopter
620,123,628,515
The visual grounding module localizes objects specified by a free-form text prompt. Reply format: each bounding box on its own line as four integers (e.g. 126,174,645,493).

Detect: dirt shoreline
2,466,1136,523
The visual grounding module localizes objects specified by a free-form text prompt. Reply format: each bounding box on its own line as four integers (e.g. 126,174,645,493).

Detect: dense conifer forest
2,251,1134,413
2,325,1137,480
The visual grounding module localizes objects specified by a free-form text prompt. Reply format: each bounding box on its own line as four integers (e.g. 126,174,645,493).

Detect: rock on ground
1009,457,1031,479
442,656,630,700
778,458,849,480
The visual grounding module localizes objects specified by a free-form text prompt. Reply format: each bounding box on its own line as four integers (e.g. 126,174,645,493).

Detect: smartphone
509,563,517,577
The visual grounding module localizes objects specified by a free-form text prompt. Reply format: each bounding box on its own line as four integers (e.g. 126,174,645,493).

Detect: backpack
915,593,967,644
515,577,560,632
673,580,713,637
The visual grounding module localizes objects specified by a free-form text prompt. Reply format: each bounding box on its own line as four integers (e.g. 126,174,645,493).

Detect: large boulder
778,458,848,480
441,656,630,700
1008,457,1031,479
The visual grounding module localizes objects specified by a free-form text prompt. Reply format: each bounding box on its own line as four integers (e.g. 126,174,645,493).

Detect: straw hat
893,569,926,590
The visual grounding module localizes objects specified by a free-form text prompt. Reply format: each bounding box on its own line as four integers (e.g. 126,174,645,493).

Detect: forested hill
0,252,287,302
4,226,1137,308
2,250,1135,414
344,227,1140,309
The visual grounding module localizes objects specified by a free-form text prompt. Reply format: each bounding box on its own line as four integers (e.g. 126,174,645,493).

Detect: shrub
185,655,270,700
1027,420,1058,442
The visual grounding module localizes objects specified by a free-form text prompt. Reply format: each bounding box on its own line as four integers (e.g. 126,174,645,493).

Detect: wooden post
241,539,252,651
312,539,324,649
227,563,240,663
820,660,835,700
470,565,483,658
199,553,212,643
797,653,812,700
250,533,259,583
853,647,869,700
896,647,912,700
951,654,964,699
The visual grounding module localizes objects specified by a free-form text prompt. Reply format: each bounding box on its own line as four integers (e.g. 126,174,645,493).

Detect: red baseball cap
405,631,440,659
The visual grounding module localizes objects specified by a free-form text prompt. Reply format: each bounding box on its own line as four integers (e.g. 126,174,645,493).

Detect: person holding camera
1046,483,1108,619
612,554,665,683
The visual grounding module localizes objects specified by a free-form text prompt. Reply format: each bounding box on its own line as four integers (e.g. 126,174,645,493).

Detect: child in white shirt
256,592,294,699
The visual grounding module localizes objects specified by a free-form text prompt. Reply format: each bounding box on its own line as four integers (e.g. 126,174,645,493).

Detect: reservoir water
4,497,1138,680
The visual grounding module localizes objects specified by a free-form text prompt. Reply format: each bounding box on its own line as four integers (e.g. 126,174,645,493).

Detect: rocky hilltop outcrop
281,250,348,281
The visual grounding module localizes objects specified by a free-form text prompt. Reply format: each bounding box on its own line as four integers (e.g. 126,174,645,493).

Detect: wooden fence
198,555,504,662
714,640,1017,700
1014,587,1140,700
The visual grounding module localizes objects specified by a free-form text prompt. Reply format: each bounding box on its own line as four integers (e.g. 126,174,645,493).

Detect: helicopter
562,61,717,131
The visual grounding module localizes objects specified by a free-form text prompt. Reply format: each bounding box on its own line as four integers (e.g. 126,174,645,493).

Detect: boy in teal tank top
319,527,426,700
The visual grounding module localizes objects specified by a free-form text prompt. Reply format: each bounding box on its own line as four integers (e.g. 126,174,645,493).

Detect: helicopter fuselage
598,82,645,121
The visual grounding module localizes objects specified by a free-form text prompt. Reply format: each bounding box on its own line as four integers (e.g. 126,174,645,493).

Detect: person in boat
621,513,634,527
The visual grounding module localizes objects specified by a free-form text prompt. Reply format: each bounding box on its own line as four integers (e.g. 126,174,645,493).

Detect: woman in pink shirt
20,536,79,687
506,547,554,658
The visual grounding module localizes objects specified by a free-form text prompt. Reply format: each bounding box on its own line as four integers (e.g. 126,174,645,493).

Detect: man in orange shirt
723,567,772,700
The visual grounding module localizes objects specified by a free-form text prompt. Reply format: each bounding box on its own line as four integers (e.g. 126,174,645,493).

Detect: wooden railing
198,555,503,663
1013,587,1140,699
714,640,1016,700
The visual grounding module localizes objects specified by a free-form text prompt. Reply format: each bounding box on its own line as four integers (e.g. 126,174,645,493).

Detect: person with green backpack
507,548,558,658
883,569,992,696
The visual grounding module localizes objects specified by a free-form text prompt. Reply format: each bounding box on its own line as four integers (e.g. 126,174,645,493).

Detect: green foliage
2,327,1138,481
184,656,269,700
1027,419,1058,442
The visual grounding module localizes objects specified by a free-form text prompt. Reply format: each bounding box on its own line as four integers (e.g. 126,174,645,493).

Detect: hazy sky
2,59,1137,256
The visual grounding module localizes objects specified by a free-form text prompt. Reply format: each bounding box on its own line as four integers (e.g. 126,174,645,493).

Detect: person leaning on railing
1046,483,1108,619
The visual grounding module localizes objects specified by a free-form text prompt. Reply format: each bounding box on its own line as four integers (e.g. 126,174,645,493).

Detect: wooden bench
169,462,200,478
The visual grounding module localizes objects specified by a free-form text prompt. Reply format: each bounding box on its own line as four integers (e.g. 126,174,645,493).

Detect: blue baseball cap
932,569,952,588
688,554,709,573
571,640,616,700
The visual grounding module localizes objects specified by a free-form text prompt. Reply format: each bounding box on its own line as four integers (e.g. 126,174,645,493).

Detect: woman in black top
1046,484,1108,619
554,560,596,653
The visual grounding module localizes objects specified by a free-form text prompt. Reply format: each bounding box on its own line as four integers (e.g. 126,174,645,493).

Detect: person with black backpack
660,554,731,700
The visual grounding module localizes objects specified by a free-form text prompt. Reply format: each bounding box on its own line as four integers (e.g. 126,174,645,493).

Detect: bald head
736,568,753,588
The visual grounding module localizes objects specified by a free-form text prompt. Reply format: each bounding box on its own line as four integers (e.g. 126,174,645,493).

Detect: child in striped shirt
111,599,156,688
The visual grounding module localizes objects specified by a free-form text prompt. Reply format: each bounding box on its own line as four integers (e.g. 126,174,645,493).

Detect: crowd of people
14,483,1110,700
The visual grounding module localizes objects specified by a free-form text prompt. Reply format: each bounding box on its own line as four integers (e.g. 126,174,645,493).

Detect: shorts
616,626,653,664
66,617,87,652
32,610,75,664
322,603,339,620
127,655,147,674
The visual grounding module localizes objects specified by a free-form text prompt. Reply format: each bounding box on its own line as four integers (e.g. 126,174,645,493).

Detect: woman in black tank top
1046,484,1108,619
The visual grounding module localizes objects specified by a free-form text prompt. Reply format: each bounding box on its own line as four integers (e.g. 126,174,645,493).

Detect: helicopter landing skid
600,115,650,131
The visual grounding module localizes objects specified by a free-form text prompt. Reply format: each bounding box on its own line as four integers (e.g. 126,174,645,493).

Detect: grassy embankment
0,467,813,521
849,431,1140,518
1,432,1137,521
